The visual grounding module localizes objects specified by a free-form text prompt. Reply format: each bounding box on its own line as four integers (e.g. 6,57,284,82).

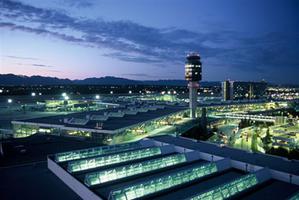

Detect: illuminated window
67,147,162,172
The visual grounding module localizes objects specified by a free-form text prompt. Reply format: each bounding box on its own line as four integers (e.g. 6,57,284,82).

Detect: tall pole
188,82,199,118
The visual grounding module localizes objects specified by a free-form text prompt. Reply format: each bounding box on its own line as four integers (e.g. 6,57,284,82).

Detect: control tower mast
185,53,202,119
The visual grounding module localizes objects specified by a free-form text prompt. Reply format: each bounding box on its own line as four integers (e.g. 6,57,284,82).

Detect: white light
129,90,132,94
38,92,42,96
64,96,69,100
62,92,67,97
173,91,177,94
7,99,12,103
0,89,3,93
110,91,113,94
167,91,171,94
31,92,36,97
95,94,100,99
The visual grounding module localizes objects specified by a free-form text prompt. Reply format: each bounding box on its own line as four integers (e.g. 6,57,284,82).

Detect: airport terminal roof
0,134,99,200
2,134,298,200
13,104,187,131
48,138,299,200
0,134,99,167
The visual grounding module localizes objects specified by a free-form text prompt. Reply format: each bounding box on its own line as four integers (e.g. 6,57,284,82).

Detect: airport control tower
185,53,202,119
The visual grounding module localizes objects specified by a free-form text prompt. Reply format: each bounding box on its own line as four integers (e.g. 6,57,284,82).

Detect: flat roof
240,179,299,200
0,134,99,167
14,105,187,131
0,162,81,200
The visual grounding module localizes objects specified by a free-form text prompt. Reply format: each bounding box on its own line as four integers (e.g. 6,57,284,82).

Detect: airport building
48,135,299,200
222,80,233,101
222,81,267,101
11,103,191,144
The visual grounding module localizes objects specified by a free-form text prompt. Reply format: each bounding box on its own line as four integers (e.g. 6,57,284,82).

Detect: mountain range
0,74,220,86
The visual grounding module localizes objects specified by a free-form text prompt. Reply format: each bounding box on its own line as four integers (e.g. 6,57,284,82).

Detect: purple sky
1,0,299,83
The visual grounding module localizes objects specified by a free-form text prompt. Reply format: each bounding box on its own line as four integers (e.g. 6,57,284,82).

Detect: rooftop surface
14,105,187,131
0,134,99,167
0,134,101,200
48,137,299,200
1,134,299,200
0,162,81,200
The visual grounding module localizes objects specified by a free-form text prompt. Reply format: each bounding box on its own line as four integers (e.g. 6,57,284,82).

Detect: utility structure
185,53,202,119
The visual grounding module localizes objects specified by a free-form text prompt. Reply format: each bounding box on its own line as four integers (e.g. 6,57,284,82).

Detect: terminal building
12,103,191,144
48,135,299,200
222,80,267,101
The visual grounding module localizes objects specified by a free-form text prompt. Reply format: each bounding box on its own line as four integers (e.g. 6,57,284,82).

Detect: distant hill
74,76,141,85
0,74,72,85
0,74,220,86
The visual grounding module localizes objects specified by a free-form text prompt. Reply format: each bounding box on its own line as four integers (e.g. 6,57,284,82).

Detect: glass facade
67,147,162,173
13,124,39,138
110,162,218,200
55,142,141,162
84,154,187,186
188,174,258,200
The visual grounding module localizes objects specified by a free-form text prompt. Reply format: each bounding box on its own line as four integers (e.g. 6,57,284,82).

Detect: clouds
61,0,95,8
0,0,224,64
31,64,56,68
3,55,39,60
3,54,60,72
1,0,299,83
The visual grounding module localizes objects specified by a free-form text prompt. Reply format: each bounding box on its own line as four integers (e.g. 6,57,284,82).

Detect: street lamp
31,92,36,97
95,94,100,99
7,99,12,103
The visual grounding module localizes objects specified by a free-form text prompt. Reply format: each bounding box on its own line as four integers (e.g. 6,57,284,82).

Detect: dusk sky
1,0,299,83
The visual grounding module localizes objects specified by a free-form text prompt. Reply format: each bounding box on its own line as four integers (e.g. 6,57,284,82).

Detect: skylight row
67,147,162,173
55,142,141,162
109,162,218,200
188,174,258,200
84,154,187,186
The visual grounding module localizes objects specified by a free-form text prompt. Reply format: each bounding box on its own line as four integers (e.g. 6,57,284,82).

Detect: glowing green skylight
110,162,218,200
55,142,141,162
85,154,187,186
289,192,299,200
188,174,258,200
67,147,161,173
